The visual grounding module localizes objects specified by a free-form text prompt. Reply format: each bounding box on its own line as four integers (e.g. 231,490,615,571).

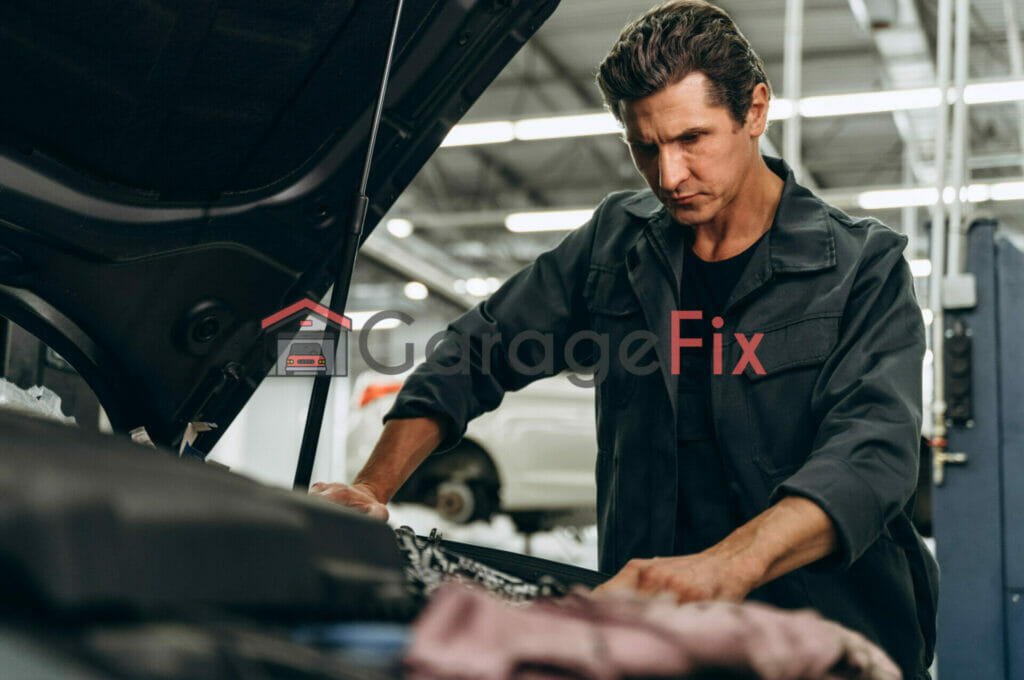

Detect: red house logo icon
261,299,352,377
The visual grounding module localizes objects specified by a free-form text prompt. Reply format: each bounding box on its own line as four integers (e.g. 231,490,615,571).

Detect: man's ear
746,83,771,136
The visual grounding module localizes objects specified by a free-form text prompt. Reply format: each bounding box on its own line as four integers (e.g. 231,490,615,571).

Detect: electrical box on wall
943,318,973,427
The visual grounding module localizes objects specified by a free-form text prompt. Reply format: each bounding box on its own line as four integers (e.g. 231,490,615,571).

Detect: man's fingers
593,560,644,595
309,483,390,522
309,483,338,498
595,555,734,604
363,502,390,522
317,485,358,504
635,560,673,593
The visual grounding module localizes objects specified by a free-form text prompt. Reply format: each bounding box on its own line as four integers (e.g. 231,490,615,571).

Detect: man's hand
310,481,389,521
308,415,446,522
594,551,758,603
594,496,837,604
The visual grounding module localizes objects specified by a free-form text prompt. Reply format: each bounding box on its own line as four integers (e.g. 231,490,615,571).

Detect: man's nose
659,147,691,194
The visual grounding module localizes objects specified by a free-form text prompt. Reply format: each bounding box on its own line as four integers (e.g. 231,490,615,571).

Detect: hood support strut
293,0,406,490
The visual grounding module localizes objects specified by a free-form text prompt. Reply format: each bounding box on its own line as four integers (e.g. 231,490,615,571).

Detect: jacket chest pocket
734,314,841,378
584,266,648,410
733,314,841,478
584,265,642,316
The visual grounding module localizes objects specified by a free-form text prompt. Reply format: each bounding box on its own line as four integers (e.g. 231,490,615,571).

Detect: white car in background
347,371,597,533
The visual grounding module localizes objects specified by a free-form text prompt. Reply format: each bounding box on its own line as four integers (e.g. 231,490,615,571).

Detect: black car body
0,0,559,451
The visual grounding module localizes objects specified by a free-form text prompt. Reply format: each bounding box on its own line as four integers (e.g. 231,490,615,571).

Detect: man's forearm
707,495,838,592
596,495,837,602
352,415,448,503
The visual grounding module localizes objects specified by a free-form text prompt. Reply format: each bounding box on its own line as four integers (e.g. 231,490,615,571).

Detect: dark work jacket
387,157,939,678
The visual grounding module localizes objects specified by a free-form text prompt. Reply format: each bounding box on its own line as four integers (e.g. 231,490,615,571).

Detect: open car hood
0,0,559,449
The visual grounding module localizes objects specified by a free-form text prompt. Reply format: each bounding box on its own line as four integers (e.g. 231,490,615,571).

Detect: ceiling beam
468,146,551,207
530,37,604,108
847,0,937,184
388,174,1024,230
528,37,624,183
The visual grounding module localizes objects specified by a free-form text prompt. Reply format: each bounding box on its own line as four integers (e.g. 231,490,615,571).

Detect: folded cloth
394,526,569,602
404,583,900,680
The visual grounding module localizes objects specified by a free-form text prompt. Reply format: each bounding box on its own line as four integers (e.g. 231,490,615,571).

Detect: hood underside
0,0,560,448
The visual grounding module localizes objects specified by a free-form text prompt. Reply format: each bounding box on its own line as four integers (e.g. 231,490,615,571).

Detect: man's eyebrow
623,127,712,144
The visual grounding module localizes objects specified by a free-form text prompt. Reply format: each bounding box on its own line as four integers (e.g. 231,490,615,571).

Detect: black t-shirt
674,229,766,556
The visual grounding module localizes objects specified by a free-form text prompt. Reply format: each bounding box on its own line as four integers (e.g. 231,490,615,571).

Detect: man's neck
690,156,784,262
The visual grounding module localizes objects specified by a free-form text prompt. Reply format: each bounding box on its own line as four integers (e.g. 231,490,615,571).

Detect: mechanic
313,1,938,676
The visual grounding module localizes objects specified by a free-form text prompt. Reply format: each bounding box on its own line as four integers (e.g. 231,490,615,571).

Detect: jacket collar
622,155,837,276
761,155,836,273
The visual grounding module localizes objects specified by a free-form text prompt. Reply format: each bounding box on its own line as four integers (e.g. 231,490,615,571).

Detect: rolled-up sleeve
383,198,604,453
771,227,926,567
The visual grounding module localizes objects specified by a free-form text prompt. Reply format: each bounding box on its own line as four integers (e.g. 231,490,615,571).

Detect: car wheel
393,443,500,523
435,479,497,524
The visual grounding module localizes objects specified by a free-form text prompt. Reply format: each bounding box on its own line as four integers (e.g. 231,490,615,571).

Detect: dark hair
596,0,771,126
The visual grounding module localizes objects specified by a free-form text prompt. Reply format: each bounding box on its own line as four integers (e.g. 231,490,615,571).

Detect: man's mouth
669,193,699,205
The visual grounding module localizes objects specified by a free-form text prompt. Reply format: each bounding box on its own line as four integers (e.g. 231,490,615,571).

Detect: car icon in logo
285,342,327,375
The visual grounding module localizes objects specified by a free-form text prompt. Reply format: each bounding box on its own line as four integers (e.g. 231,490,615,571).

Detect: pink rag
404,583,901,680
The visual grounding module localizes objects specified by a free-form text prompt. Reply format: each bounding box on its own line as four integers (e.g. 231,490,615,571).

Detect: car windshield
289,343,323,355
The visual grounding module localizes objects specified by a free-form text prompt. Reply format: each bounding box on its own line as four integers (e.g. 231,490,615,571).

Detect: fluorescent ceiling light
514,113,621,140
441,121,515,147
857,180,1022,210
403,281,429,301
439,106,792,149
453,277,500,295
858,187,938,210
465,278,491,297
436,79,1024,149
964,184,990,202
440,115,621,147
768,99,795,120
801,87,941,117
963,79,1024,105
386,218,414,238
921,308,934,326
910,259,932,278
990,181,1024,201
506,209,594,233
348,311,401,331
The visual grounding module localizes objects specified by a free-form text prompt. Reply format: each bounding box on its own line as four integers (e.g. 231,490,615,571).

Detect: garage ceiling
351,0,1024,313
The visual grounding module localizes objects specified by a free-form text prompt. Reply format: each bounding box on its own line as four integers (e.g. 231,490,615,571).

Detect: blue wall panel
935,221,1006,678
998,236,1024,677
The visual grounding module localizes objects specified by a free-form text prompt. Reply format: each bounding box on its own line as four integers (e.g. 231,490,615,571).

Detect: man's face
620,72,767,228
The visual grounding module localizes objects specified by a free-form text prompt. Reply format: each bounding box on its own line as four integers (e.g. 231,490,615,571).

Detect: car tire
392,442,500,524
435,479,498,524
